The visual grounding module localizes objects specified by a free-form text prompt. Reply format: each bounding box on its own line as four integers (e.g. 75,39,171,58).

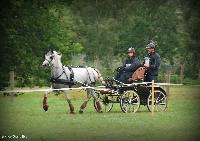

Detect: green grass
0,86,200,141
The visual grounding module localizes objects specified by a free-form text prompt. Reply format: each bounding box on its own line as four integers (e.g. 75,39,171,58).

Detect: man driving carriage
115,47,141,83
143,40,161,82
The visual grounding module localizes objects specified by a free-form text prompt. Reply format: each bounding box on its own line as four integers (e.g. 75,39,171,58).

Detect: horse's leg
79,88,102,113
64,90,75,114
79,88,92,113
43,91,49,111
91,89,102,113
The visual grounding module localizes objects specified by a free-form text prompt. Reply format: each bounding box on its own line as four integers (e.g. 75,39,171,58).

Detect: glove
101,81,106,86
116,66,124,72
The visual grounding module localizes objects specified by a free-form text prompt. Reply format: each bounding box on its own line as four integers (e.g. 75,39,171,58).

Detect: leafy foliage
0,0,199,87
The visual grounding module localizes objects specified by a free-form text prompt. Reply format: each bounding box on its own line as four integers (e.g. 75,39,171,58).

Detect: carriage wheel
93,92,114,112
120,90,140,113
147,89,167,112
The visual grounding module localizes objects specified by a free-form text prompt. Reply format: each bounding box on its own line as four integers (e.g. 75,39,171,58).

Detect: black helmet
146,41,157,49
127,47,135,53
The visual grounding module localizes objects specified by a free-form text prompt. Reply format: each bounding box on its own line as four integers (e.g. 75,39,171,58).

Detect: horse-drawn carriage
41,50,167,114
93,67,167,113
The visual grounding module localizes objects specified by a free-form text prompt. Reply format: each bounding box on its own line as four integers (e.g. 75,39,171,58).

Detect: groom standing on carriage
143,41,161,82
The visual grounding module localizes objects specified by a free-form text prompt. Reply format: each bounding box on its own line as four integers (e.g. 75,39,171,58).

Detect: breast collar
50,66,74,83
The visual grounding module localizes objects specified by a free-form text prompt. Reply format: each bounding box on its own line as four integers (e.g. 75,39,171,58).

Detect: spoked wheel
120,90,140,113
93,92,114,112
147,89,167,112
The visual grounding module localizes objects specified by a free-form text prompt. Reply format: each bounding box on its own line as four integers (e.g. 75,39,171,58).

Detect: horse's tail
94,69,105,85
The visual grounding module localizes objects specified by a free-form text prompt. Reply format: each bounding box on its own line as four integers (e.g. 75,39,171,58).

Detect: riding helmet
127,47,135,53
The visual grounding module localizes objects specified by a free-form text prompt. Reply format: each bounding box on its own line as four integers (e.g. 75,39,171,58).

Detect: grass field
0,86,200,141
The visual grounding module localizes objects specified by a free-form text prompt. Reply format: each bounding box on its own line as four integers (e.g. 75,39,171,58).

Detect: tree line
0,0,199,87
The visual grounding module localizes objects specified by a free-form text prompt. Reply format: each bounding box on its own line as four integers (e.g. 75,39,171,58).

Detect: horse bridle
44,53,74,83
45,55,54,65
46,55,71,82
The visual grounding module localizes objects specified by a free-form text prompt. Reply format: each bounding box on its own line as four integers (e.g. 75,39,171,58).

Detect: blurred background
0,0,199,88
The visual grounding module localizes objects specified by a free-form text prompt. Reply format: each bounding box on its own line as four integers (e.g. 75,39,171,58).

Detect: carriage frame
93,78,167,113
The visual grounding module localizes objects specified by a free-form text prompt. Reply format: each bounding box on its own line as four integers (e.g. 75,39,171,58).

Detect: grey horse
42,50,104,113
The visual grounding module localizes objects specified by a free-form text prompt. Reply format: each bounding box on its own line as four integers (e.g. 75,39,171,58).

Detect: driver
115,47,141,83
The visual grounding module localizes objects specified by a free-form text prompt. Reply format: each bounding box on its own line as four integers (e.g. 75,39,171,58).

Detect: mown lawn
0,86,200,141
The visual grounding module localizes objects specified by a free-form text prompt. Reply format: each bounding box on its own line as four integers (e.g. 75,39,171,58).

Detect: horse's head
42,50,62,67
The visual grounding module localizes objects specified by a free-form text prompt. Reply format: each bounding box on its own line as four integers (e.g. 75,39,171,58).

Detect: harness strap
50,66,69,82
62,66,69,80
53,68,65,80
45,58,52,64
91,68,96,82
94,68,101,79
86,68,93,83
68,66,74,82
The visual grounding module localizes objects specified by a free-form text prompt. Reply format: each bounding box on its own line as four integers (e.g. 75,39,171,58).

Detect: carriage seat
128,67,146,82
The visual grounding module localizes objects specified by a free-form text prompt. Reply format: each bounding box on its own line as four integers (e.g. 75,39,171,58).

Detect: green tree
0,0,83,87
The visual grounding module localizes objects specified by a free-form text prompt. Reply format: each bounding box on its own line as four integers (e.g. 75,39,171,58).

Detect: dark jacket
145,52,161,76
122,57,141,72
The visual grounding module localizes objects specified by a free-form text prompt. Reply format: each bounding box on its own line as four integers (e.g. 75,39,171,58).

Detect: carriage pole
151,80,154,114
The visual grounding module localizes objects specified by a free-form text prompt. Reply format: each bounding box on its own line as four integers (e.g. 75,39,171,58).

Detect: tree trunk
198,68,200,80
166,69,171,97
180,64,184,84
166,69,171,107
9,71,15,96
9,71,14,90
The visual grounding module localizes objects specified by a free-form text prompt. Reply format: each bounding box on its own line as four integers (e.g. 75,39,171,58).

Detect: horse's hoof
79,110,83,114
70,111,75,114
97,110,103,113
43,105,49,111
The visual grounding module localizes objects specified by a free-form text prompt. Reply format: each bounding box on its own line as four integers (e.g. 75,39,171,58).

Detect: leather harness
50,66,74,85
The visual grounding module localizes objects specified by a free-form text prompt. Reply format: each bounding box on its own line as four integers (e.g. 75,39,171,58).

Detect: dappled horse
42,50,104,113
